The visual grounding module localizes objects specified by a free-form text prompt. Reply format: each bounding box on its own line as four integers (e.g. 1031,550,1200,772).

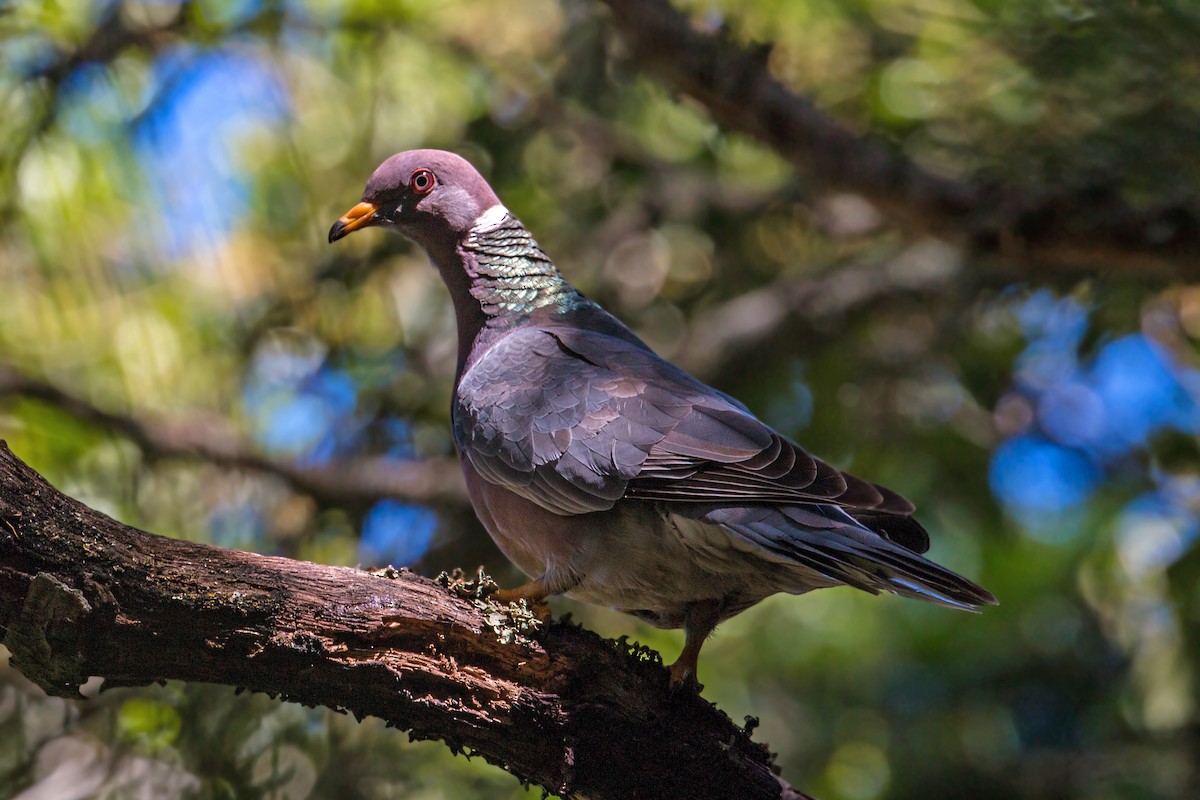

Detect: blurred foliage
2,0,1199,798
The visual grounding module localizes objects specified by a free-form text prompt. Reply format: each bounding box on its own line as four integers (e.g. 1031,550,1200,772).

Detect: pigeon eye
410,169,435,195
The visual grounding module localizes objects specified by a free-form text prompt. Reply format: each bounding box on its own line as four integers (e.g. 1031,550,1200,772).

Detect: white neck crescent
472,204,510,233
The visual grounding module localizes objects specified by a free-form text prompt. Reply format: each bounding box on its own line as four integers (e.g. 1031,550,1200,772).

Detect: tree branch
599,0,1200,276
1,3,191,209
0,366,468,510
673,248,959,379
0,442,807,799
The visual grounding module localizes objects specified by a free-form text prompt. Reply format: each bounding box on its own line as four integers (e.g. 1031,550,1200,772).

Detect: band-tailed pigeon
330,150,996,687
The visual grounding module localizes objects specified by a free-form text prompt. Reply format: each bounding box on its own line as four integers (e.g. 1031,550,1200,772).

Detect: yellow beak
328,201,379,243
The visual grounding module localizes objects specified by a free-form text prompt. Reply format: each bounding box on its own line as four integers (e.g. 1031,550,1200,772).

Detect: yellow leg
492,577,553,621
667,600,722,691
491,577,551,604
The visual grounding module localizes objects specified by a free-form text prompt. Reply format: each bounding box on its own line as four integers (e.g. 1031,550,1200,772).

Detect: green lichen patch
435,566,498,601
436,567,542,645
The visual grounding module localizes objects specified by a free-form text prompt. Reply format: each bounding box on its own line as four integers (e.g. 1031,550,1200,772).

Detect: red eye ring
410,168,435,195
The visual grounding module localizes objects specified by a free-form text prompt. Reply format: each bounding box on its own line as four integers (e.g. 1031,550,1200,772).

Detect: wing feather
455,326,921,531
678,504,996,609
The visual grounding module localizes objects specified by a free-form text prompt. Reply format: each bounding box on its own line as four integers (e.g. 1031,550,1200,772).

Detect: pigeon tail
680,503,997,612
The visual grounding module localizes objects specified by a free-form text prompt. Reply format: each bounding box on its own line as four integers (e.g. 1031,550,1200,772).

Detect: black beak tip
328,220,347,244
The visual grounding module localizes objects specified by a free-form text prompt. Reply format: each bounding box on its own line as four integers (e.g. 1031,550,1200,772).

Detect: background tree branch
599,0,1200,276
0,246,956,517
0,441,808,800
0,365,468,510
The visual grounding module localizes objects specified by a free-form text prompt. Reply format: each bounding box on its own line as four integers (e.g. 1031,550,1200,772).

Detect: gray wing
455,325,916,528
454,326,692,514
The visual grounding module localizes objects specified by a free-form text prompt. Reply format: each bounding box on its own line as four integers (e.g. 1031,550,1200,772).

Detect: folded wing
457,325,912,512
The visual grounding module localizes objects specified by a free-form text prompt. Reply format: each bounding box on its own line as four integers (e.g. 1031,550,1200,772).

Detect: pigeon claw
666,599,720,693
667,658,701,693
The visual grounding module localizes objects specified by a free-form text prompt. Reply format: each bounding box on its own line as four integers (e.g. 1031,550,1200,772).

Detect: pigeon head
328,150,501,249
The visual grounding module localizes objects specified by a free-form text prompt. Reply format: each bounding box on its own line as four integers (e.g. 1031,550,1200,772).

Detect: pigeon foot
492,582,553,622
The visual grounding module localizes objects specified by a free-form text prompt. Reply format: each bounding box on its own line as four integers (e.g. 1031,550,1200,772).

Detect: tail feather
851,510,931,554
887,577,986,612
681,503,998,611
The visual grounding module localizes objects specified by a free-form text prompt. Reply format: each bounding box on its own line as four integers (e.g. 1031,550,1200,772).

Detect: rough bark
0,442,808,800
